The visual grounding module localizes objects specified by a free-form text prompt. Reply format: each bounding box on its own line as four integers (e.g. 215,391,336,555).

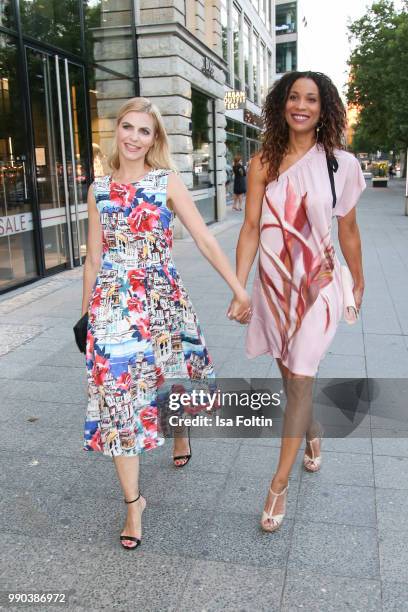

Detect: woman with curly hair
235,72,366,532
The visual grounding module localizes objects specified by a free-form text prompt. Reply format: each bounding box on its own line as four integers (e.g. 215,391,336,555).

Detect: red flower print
117,372,132,390
140,406,158,434
92,352,110,386
90,286,102,312
128,296,144,313
128,203,160,233
127,269,146,297
110,184,137,209
89,429,102,451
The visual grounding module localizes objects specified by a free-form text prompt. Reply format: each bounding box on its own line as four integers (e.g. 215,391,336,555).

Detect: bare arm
337,208,364,309
167,173,250,320
81,185,103,315
235,153,267,287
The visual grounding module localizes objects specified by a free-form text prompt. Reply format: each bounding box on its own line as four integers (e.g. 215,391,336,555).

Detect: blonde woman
81,97,250,550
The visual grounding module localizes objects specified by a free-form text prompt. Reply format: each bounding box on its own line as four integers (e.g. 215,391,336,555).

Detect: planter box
372,177,388,188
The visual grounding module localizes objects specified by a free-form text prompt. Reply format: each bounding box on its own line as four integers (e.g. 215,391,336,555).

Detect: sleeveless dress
246,144,366,376
83,169,215,457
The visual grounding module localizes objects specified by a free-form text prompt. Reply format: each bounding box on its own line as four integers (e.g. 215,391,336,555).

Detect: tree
347,0,408,173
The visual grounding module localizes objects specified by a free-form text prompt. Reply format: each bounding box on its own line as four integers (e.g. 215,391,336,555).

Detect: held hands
227,289,252,325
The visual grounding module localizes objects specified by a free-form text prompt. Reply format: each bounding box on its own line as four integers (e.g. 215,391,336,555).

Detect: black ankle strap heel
120,492,143,550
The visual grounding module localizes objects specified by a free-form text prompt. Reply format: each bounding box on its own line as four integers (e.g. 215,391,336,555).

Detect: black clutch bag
73,312,88,354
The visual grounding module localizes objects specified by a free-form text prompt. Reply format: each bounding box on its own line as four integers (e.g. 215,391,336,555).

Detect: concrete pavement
0,179,408,611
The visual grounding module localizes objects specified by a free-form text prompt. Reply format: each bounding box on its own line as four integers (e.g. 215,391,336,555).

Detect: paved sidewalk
1,179,408,611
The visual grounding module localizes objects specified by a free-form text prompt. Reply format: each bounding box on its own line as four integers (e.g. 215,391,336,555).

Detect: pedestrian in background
232,154,247,211
81,97,250,550
234,71,366,532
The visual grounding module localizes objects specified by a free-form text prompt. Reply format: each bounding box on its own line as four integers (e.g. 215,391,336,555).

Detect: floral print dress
84,169,214,457
246,144,366,376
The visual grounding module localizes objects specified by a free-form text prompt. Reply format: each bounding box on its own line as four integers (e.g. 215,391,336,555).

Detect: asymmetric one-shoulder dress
246,144,366,376
83,169,214,457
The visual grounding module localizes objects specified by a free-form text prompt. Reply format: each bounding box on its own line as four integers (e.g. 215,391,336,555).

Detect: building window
232,5,241,90
276,2,297,36
267,49,273,92
243,20,250,98
252,32,259,104
191,89,216,223
251,0,259,12
259,0,266,25
0,34,37,291
220,0,229,84
260,42,266,102
276,41,297,73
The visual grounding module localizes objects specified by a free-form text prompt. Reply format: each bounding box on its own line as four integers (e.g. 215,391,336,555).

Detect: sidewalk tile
296,481,376,527
317,354,367,378
218,472,300,518
376,487,408,532
178,560,284,612
303,451,374,487
374,455,408,489
231,444,303,479
281,571,381,612
322,435,372,455
146,468,227,510
288,522,380,579
382,580,408,612
365,334,408,377
198,511,292,568
327,332,365,356
372,437,408,457
378,528,408,582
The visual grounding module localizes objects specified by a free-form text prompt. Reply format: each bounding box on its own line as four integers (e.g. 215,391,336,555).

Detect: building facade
275,0,297,75
221,0,276,174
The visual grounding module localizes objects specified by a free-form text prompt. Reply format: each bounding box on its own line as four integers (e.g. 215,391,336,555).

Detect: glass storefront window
276,41,297,73
243,20,250,98
191,89,216,223
0,35,37,290
232,6,240,90
84,0,134,78
88,66,136,177
276,2,297,36
0,0,15,29
19,0,82,55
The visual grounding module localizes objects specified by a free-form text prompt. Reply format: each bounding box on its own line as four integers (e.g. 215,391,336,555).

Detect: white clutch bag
341,265,359,324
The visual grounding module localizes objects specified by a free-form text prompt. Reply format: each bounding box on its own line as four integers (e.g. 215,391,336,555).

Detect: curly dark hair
260,71,347,182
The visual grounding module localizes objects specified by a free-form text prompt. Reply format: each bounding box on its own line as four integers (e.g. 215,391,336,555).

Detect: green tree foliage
347,0,408,155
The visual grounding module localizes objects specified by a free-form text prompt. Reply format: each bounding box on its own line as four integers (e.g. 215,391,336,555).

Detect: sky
297,0,405,99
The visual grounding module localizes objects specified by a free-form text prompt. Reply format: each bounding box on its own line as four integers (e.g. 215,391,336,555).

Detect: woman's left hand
227,290,252,324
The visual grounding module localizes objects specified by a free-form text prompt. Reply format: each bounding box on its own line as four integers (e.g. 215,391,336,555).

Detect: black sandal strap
173,454,191,461
120,535,141,543
124,492,141,504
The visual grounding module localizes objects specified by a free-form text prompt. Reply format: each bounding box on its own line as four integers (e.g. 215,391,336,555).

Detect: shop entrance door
26,47,90,271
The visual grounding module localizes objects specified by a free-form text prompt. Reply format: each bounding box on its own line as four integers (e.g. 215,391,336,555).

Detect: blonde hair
108,97,178,173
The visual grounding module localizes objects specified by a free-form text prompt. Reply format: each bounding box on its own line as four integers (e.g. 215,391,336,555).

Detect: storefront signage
224,90,246,110
0,213,33,237
244,109,263,129
201,57,214,78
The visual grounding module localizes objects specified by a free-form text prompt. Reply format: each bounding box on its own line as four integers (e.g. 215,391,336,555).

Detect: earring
316,121,324,135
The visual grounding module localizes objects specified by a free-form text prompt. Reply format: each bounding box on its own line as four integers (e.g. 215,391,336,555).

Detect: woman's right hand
227,289,252,324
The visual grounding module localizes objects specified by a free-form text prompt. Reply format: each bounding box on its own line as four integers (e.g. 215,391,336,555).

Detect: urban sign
224,90,246,110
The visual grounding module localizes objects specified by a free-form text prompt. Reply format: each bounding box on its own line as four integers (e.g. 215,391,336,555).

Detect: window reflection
276,2,297,36
191,89,216,223
84,0,134,77
20,0,81,54
0,35,36,290
0,0,15,29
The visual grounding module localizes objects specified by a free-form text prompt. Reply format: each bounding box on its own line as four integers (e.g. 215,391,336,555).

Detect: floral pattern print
246,144,366,376
84,170,214,457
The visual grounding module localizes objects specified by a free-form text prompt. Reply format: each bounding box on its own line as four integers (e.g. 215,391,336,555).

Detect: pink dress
246,144,366,376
